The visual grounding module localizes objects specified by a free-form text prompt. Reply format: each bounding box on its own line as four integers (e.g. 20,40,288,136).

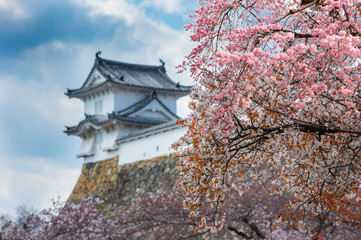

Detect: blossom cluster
2,176,360,239
176,0,361,234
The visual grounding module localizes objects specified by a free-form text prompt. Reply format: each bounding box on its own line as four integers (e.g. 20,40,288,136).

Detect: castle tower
65,52,190,164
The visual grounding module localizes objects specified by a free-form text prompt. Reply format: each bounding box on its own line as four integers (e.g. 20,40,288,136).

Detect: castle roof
64,91,179,136
64,114,162,136
113,90,179,119
116,120,180,144
66,53,190,98
64,114,106,136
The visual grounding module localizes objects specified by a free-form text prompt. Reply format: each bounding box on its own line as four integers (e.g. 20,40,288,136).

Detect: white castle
65,52,190,164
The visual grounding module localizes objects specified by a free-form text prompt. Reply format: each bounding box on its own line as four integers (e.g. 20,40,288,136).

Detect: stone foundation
68,153,179,204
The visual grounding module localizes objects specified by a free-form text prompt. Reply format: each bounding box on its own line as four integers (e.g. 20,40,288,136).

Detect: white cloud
0,181,11,202
50,41,68,51
0,41,89,216
140,0,185,14
0,41,97,128
73,0,196,85
0,157,79,215
114,20,194,81
74,0,195,18
0,0,28,19
0,75,82,128
73,0,143,25
0,73,82,216
72,0,196,119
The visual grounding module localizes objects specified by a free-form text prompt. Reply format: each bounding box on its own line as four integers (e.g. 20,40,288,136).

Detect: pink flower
344,101,354,108
338,86,353,96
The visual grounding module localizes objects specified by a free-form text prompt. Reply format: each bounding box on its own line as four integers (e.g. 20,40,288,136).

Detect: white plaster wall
103,129,118,150
157,93,177,113
116,124,146,139
82,129,119,164
84,99,92,114
114,89,149,112
117,127,186,165
76,137,95,157
83,148,119,164
82,127,186,164
102,93,114,114
81,125,146,163
84,92,114,115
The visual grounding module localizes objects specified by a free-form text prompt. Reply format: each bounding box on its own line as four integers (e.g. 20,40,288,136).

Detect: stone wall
68,153,179,204
68,156,119,202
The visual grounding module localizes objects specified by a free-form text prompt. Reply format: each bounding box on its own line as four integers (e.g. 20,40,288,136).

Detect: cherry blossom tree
2,175,360,239
0,196,121,240
175,0,361,234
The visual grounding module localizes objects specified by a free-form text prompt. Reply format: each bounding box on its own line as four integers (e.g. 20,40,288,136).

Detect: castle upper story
64,52,190,164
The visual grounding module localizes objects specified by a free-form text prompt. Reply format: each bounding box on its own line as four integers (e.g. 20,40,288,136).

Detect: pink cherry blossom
176,0,361,237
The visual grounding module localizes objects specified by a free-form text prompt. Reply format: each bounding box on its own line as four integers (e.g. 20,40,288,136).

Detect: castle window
95,132,103,144
94,100,103,114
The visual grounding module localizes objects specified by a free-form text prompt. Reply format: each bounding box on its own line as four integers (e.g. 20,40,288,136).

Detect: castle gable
114,91,179,123
82,68,107,89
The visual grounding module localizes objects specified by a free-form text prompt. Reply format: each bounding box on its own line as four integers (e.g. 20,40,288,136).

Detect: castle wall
69,156,119,202
69,153,179,204
84,92,114,115
82,125,186,165
113,88,148,112
117,126,185,165
156,92,178,114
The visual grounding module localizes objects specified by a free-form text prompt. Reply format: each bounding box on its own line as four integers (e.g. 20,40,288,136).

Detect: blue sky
0,0,196,216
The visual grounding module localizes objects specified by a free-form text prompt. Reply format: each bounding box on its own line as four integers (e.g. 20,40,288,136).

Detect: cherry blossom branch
178,0,361,235
272,29,314,38
227,226,251,239
253,100,361,134
275,0,318,23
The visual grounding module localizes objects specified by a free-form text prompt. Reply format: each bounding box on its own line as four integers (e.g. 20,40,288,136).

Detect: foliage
175,0,361,234
13,203,37,226
2,174,360,239
1,196,119,240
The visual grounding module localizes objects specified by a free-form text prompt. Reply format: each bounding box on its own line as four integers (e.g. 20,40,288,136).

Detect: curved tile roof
64,114,162,136
114,90,179,119
116,120,180,143
64,93,176,136
66,54,190,97
64,114,107,135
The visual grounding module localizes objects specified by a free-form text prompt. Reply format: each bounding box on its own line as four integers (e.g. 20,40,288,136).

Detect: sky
0,0,196,216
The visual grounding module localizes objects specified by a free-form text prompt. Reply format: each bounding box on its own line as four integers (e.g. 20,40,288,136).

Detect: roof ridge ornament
159,59,165,67
96,50,102,59
151,90,157,98
159,59,166,73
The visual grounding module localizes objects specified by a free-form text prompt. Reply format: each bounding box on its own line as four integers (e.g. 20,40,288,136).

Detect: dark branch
227,226,251,239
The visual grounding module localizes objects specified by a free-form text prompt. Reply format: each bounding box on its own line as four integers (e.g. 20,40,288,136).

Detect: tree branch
227,226,251,239
275,0,318,23
243,216,266,239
